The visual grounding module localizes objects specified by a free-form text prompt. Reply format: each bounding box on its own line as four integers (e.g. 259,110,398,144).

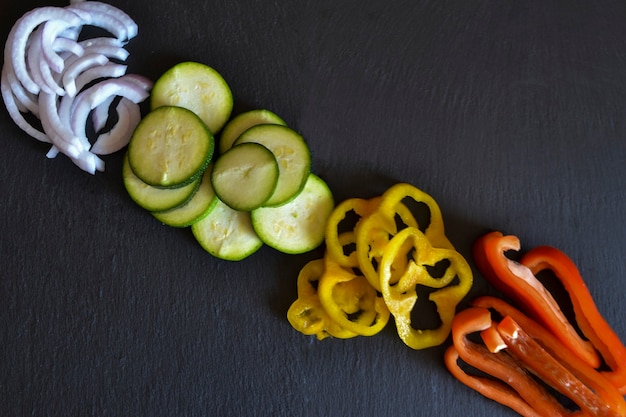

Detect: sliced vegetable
127,105,214,188
286,259,357,340
472,231,601,368
219,108,286,154
521,246,626,394
379,226,472,349
355,182,454,291
234,124,311,207
1,1,147,173
445,302,626,417
287,182,471,347
152,166,218,228
324,196,381,268
251,173,334,254
210,142,279,211
122,153,200,212
150,61,233,134
317,258,390,336
445,307,572,417
191,198,263,261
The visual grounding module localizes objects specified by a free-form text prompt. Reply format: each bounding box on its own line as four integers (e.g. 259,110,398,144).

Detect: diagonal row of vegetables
2,2,625,416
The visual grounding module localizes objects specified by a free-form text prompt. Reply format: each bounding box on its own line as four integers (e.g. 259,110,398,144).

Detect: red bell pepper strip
472,231,601,368
521,246,626,394
498,316,624,417
444,307,570,417
447,301,626,417
473,296,626,417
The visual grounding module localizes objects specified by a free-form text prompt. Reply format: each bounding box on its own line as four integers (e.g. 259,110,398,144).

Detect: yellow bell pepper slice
317,258,390,336
287,259,357,340
325,197,380,268
377,182,454,250
379,226,473,349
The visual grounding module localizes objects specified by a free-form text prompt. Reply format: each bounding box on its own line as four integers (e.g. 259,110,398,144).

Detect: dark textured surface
1,1,625,416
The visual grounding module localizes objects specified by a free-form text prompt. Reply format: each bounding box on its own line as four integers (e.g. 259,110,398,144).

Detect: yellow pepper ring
325,197,381,267
379,227,473,350
287,298,328,337
287,259,357,340
378,182,454,250
354,201,418,291
318,259,390,337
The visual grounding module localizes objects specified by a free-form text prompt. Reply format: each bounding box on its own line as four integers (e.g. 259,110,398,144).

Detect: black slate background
1,1,625,416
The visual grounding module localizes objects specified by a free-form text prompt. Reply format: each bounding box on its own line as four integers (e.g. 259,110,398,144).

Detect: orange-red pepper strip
445,307,570,417
444,347,547,417
472,231,601,368
497,316,624,417
473,296,626,417
521,246,626,395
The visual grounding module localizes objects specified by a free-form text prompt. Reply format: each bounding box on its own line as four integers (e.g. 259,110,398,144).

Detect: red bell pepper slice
521,246,626,394
447,300,626,417
445,307,571,417
497,315,625,417
473,296,626,415
472,231,601,368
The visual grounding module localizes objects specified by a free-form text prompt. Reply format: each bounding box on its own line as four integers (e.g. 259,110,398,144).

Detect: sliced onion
4,6,82,94
52,37,84,58
91,98,140,155
39,91,89,154
69,1,138,40
91,95,115,133
66,6,128,42
2,1,148,174
4,62,40,115
70,75,151,140
40,17,83,73
73,62,127,93
62,53,109,97
1,64,49,143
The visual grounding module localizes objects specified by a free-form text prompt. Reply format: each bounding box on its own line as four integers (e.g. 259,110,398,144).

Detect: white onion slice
66,6,128,41
73,62,127,93
91,95,115,132
70,150,105,174
1,65,49,143
69,1,138,40
4,62,40,115
26,27,54,94
4,6,81,94
70,75,151,140
62,53,109,97
40,17,83,73
39,91,88,154
83,44,130,62
3,1,148,174
52,37,84,57
91,98,140,155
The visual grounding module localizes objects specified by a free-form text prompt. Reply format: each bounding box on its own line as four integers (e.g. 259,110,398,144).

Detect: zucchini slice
152,166,218,228
211,142,279,211
122,153,200,212
127,105,214,188
218,109,286,154
234,124,311,207
192,198,263,261
150,61,233,134
251,173,334,254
